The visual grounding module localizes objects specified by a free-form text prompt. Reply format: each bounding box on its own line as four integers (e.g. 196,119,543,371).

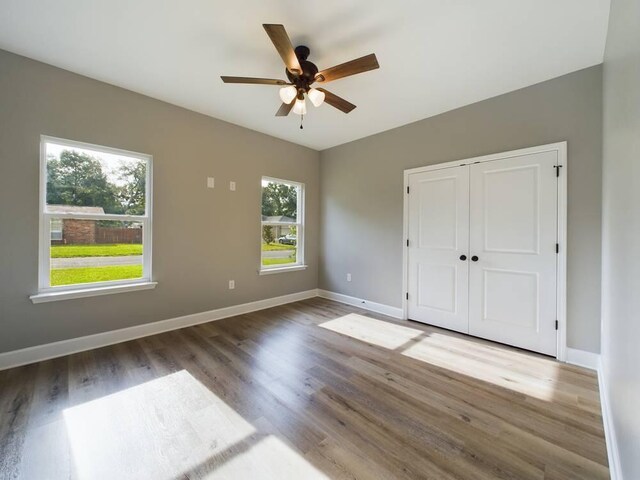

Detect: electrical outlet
229,181,236,191
228,280,235,290
207,177,215,188
347,273,352,282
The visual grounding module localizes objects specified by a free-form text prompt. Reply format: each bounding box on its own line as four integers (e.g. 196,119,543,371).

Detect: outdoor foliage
47,150,120,212
117,161,146,215
261,243,294,251
50,265,142,286
47,149,146,215
50,244,143,258
262,257,296,266
261,182,297,219
262,225,275,245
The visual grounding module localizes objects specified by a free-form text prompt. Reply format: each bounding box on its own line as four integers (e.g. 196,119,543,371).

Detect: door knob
471,255,479,262
459,255,467,261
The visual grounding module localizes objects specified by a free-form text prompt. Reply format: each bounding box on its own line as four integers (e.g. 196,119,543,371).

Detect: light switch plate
228,280,235,289
347,273,352,282
229,181,236,191
207,177,215,188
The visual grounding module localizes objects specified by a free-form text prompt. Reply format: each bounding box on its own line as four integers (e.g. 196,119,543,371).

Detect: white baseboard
0,289,318,371
566,347,600,370
317,289,403,319
597,357,623,480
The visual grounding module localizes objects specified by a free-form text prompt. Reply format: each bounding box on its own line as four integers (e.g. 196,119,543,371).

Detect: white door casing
467,151,558,356
407,166,470,333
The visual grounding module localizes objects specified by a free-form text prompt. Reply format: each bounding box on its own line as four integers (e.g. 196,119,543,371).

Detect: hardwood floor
0,298,608,479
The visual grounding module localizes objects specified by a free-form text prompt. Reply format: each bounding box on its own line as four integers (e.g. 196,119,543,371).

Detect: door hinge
555,320,559,330
407,186,410,194
406,239,409,247
406,292,409,300
556,243,559,254
554,165,563,177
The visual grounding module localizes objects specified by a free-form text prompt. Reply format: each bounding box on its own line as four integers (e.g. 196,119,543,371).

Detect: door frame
402,142,568,361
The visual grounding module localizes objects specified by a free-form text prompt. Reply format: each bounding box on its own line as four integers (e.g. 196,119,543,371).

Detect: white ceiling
0,1,610,150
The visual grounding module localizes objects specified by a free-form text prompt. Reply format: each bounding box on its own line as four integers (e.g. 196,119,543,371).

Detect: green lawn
51,265,143,286
261,257,296,266
51,244,142,258
261,243,295,251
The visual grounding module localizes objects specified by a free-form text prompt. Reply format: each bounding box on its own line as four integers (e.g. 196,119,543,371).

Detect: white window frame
259,176,306,274
31,135,155,303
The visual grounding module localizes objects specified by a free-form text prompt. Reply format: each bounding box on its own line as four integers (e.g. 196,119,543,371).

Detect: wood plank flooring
0,298,608,479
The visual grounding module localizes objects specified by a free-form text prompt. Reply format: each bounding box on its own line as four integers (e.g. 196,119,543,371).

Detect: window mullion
44,213,146,222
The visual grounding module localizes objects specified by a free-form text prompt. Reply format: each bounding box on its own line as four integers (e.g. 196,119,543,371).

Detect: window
50,218,63,241
261,177,305,272
35,136,153,298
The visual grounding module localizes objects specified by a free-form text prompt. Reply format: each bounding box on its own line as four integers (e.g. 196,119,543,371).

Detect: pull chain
300,114,304,130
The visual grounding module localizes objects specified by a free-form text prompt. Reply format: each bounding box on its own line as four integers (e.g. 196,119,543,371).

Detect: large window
36,136,152,296
261,177,305,272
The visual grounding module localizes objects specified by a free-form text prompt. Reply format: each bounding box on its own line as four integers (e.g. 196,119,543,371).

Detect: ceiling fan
221,24,379,125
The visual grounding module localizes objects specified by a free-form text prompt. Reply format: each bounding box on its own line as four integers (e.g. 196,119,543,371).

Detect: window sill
30,281,157,304
258,265,308,276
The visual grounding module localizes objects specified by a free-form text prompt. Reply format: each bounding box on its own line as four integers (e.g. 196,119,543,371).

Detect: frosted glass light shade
292,97,307,115
279,85,297,104
307,88,325,107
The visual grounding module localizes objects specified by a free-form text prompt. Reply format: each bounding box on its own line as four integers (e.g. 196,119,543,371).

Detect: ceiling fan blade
317,88,356,113
221,76,288,85
276,101,295,116
263,24,302,74
316,53,379,83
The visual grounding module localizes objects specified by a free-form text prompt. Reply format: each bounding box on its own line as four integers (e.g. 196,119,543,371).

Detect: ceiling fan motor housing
286,45,318,90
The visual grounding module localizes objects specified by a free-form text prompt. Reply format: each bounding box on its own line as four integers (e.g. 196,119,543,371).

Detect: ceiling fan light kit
307,88,325,107
278,85,297,104
221,24,380,128
292,96,307,115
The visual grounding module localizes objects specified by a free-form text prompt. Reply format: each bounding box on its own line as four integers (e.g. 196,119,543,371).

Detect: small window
38,136,152,292
50,218,63,241
261,177,304,271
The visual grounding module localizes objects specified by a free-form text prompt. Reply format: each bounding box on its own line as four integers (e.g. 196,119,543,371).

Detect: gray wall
0,49,320,353
601,0,640,476
320,66,603,354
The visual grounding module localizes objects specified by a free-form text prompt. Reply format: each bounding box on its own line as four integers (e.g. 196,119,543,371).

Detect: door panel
483,269,538,328
417,263,457,312
408,167,469,333
484,164,540,254
417,176,458,249
468,151,558,355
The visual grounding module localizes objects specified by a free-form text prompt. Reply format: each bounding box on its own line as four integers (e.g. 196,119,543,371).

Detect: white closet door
468,151,558,356
407,166,470,333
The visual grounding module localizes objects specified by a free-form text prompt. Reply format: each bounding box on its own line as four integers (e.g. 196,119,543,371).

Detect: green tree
261,182,297,219
117,160,146,215
47,150,120,213
262,225,275,245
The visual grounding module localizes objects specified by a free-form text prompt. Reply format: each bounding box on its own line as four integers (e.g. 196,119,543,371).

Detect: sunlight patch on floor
401,341,561,402
320,313,561,402
319,313,426,349
209,434,329,480
63,370,326,480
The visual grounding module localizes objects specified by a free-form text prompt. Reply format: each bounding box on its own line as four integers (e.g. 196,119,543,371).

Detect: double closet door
407,150,559,356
